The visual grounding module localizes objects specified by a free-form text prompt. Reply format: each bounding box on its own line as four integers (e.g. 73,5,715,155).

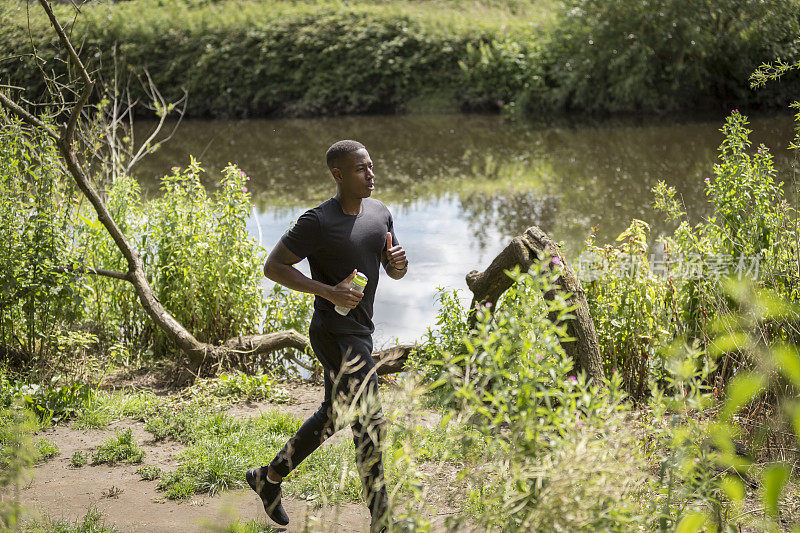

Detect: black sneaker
246,466,289,526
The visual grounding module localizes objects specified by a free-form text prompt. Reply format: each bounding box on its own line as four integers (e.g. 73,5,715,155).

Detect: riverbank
2,0,798,118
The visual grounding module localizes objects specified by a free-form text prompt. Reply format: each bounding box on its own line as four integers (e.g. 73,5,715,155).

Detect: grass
4,367,798,529
33,437,60,463
155,409,302,499
14,0,557,35
216,519,280,533
91,428,144,465
20,506,118,533
70,450,88,468
136,464,162,481
145,385,490,510
187,371,290,403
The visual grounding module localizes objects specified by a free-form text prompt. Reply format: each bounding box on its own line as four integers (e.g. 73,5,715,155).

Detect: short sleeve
280,209,320,259
387,212,400,248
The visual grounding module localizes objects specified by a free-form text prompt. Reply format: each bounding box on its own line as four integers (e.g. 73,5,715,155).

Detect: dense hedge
1,0,799,118
541,0,800,113
0,0,534,117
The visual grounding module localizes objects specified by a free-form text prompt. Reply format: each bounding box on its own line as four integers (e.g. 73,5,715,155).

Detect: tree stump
465,226,604,383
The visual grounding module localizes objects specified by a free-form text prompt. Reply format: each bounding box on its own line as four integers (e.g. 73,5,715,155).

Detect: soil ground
13,379,469,533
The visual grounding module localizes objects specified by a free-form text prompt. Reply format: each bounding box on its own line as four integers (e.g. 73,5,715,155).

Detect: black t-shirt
280,197,399,335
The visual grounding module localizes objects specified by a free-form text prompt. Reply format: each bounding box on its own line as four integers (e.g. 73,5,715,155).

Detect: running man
247,140,408,531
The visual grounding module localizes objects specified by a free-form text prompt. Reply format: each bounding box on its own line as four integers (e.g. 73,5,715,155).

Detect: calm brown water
133,113,797,348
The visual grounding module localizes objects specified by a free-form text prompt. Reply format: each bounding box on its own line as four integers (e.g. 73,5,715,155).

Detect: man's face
333,148,375,198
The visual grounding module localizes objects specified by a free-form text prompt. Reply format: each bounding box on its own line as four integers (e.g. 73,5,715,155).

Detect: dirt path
15,382,466,532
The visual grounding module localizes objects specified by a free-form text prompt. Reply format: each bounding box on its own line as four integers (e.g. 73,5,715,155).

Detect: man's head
326,139,374,198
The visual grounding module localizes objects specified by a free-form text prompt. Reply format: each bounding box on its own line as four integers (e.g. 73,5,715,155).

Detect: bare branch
0,56,33,65
38,0,91,87
283,351,316,372
0,90,58,138
126,70,187,174
51,265,130,281
64,81,94,143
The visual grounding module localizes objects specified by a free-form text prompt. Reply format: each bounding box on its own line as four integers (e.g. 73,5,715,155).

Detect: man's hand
385,232,407,270
326,269,364,309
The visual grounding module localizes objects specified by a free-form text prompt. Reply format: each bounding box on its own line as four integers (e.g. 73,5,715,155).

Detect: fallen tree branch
0,90,58,138
222,330,311,358
373,344,416,375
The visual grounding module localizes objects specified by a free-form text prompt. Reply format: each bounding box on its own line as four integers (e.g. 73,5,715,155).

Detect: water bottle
334,271,368,316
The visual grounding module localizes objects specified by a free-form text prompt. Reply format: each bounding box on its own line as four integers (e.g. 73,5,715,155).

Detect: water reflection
134,112,797,347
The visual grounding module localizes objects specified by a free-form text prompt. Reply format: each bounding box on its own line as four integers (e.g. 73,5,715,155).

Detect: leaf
774,344,800,387
708,332,748,359
722,372,766,421
720,475,745,509
762,464,790,517
675,512,708,533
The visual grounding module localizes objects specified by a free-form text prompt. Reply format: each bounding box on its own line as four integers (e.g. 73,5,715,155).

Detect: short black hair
325,140,366,170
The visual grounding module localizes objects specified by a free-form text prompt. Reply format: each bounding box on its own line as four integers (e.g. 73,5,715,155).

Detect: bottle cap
353,272,368,288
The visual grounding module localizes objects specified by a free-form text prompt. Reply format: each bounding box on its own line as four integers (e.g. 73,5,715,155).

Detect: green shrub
77,159,267,358
92,428,144,465
456,34,544,113
544,0,800,113
651,110,800,380
569,108,800,399
0,1,493,118
577,220,675,400
261,284,315,376
145,160,265,351
0,406,36,476
4,0,797,118
20,379,94,424
431,264,642,530
661,280,800,530
0,406,36,529
189,371,290,403
407,287,470,384
0,112,84,367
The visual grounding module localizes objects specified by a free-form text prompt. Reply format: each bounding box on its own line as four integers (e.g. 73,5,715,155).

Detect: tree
0,0,309,376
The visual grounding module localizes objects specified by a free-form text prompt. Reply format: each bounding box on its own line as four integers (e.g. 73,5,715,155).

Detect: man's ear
331,168,343,183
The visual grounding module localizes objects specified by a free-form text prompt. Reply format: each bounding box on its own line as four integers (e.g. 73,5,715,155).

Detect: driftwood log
465,226,604,382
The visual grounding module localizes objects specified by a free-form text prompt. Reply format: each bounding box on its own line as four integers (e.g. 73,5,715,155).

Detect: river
133,112,797,348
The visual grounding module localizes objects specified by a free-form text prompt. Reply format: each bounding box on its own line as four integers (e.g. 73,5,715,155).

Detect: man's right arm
264,242,363,309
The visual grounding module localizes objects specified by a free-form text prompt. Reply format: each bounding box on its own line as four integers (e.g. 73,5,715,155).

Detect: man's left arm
382,231,407,280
